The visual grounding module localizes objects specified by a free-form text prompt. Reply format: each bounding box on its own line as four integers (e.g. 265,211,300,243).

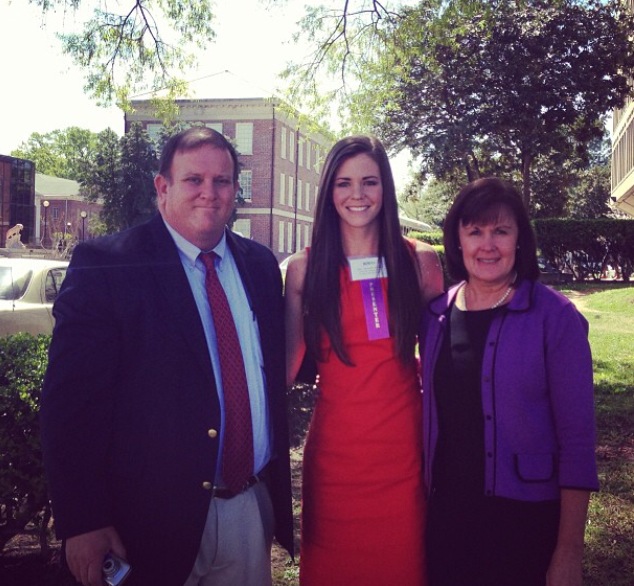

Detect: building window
233,218,251,238
239,170,252,201
235,123,253,155
315,145,321,173
296,223,303,250
206,122,223,133
281,128,287,159
305,224,310,247
306,140,311,170
297,179,303,210
298,139,304,168
146,123,163,144
52,207,60,221
288,176,294,207
278,221,285,252
289,132,295,163
305,182,311,212
279,173,286,204
287,222,293,253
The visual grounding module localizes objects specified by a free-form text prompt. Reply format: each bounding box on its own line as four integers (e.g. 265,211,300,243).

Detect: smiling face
458,206,519,288
155,144,239,250
332,153,383,232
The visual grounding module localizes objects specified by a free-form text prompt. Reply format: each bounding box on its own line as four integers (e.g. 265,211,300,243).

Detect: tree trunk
522,153,532,210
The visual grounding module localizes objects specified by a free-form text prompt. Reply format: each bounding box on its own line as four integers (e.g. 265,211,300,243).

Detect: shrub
534,219,634,281
0,334,51,555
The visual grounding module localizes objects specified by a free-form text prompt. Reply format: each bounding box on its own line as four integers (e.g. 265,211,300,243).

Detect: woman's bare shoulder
285,249,309,292
412,239,444,300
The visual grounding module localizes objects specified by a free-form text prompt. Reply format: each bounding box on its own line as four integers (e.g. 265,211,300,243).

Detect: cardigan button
208,428,218,439
202,481,213,490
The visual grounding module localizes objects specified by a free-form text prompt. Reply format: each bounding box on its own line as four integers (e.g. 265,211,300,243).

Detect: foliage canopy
28,0,215,106
286,0,634,213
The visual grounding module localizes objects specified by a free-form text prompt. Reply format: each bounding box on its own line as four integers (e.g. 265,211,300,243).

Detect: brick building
125,97,333,260
35,173,102,248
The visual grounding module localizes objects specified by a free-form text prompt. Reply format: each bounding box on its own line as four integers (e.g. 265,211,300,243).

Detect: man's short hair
158,126,241,182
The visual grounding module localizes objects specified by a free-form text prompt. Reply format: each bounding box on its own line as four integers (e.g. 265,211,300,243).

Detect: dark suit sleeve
40,243,121,538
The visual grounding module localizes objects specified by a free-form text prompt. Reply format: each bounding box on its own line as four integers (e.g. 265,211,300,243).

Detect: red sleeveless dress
299,265,427,585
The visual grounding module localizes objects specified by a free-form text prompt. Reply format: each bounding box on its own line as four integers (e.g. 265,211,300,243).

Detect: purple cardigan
420,279,599,501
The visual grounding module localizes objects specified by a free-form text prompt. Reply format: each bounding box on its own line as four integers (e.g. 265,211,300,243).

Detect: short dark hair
158,126,241,182
443,177,540,282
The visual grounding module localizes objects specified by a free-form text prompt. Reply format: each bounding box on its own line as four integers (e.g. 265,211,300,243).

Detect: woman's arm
414,240,445,302
284,250,309,387
546,488,591,586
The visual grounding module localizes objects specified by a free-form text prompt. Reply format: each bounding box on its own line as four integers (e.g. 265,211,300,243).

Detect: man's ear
154,174,168,200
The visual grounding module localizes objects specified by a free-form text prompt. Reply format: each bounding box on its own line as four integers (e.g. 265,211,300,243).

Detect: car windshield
0,266,33,300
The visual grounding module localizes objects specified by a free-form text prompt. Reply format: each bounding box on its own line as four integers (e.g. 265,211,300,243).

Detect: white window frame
297,179,303,210
278,221,285,252
146,123,163,144
233,218,251,238
289,132,295,163
239,169,252,201
279,173,286,204
288,176,294,207
287,222,293,253
235,123,253,155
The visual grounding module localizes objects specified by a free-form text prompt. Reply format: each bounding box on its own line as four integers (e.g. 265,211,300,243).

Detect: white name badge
348,257,387,281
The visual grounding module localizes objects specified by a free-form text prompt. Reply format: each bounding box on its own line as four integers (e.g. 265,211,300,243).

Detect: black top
431,303,501,496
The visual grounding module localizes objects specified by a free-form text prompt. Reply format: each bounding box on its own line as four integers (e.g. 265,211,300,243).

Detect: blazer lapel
146,216,214,381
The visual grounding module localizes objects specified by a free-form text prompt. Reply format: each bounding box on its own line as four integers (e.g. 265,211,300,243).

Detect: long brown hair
303,136,421,366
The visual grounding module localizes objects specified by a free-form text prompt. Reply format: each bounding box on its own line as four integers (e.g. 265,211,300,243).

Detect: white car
0,257,69,337
279,256,290,281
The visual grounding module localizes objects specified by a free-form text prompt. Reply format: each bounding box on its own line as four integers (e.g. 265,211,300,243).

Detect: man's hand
66,526,126,586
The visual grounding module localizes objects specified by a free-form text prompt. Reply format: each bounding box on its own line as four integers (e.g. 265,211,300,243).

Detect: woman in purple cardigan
420,177,598,586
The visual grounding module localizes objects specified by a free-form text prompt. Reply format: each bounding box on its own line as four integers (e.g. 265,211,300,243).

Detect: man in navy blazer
41,127,294,586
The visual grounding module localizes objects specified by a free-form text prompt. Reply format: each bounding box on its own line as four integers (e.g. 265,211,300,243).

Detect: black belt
212,465,270,499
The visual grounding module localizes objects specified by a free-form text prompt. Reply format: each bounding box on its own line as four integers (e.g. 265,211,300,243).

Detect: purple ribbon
361,279,389,340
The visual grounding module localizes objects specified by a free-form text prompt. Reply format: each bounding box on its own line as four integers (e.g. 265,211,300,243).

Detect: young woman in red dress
285,136,444,585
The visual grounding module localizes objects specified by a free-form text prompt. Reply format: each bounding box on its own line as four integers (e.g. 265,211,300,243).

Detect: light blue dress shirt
163,221,271,483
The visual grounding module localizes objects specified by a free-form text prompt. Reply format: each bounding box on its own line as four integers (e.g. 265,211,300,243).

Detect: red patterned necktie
200,252,254,492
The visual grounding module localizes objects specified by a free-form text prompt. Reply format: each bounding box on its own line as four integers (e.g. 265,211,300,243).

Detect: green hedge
534,219,634,281
0,333,51,555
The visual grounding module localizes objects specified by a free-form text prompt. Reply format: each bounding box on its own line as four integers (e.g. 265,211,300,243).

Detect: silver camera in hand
102,553,131,586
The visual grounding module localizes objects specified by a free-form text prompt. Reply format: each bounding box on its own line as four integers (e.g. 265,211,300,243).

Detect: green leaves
0,334,50,549
11,126,100,181
378,0,634,209
33,0,215,106
81,123,158,233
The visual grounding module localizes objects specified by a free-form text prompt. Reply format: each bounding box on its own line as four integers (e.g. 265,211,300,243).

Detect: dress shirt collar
161,218,228,268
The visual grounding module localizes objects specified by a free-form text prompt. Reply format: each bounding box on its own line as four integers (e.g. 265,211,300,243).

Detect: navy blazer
41,215,293,585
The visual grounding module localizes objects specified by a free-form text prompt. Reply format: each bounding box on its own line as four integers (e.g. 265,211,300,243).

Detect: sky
0,0,413,185
0,0,312,151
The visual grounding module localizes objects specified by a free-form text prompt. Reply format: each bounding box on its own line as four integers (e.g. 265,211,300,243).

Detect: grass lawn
563,285,634,585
